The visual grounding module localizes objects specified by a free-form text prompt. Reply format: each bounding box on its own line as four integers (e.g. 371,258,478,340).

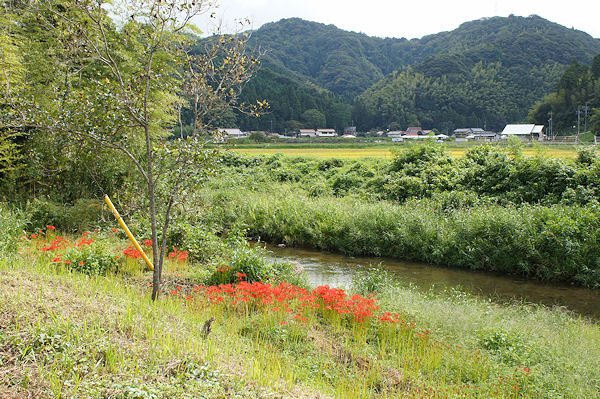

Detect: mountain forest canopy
234,15,600,133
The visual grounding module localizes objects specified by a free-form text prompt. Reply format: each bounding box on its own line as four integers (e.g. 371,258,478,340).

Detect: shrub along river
261,243,600,320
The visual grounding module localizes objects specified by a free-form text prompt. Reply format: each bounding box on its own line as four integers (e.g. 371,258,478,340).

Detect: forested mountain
529,55,600,134
238,15,600,133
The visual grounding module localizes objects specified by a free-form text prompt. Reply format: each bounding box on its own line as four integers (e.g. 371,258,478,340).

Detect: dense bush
63,244,120,276
26,198,104,233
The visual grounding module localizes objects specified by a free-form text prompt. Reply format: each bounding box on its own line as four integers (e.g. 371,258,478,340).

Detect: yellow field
230,146,580,159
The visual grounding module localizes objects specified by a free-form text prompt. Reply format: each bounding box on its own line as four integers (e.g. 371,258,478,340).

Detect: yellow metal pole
104,194,154,271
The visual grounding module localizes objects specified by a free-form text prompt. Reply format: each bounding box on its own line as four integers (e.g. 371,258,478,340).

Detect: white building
298,129,317,137
219,128,247,139
501,124,545,141
316,129,337,137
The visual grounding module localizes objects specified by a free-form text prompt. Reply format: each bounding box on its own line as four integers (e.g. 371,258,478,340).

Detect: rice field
229,144,581,159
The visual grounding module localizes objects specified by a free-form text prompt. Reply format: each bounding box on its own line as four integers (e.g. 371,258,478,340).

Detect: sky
199,0,600,39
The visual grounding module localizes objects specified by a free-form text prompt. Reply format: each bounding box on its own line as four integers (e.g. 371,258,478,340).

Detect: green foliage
0,203,27,254
63,244,120,276
26,198,103,233
530,55,600,134
199,149,600,287
301,109,327,129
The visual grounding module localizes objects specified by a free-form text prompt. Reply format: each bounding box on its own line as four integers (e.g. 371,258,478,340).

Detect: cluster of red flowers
51,254,71,264
39,236,69,252
123,246,142,259
167,248,188,262
180,281,404,325
76,237,94,247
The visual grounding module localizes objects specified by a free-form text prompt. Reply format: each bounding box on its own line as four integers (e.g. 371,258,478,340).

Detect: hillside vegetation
237,16,600,132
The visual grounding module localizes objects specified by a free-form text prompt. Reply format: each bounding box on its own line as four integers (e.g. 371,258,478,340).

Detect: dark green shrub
26,198,103,232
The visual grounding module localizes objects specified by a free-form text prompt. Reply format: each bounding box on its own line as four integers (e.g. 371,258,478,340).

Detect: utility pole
583,104,589,134
577,107,581,143
548,110,553,141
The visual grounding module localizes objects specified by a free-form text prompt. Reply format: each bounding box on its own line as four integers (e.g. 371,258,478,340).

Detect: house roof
299,129,316,134
405,127,422,134
220,128,244,136
454,128,471,134
317,129,336,133
502,124,544,135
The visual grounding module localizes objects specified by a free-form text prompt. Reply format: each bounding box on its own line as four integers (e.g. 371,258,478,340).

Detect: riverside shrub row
218,144,600,205
201,188,600,287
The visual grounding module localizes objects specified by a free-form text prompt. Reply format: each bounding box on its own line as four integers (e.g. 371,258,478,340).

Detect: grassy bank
1,227,599,398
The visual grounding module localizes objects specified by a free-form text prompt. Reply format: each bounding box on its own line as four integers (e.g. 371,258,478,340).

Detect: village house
316,129,337,137
219,128,248,139
404,126,423,136
387,130,404,138
298,129,317,137
501,124,545,141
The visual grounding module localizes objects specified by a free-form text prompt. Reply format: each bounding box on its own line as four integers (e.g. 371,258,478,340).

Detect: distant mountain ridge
238,15,600,132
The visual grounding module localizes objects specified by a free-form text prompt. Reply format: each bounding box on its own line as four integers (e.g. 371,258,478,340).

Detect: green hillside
238,15,600,132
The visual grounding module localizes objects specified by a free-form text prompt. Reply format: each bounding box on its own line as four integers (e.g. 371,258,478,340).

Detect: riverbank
200,185,600,288
1,229,599,398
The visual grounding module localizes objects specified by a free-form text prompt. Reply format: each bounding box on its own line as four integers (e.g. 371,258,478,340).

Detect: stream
260,243,600,320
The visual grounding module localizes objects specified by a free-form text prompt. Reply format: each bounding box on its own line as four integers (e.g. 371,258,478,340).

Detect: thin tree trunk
146,122,160,301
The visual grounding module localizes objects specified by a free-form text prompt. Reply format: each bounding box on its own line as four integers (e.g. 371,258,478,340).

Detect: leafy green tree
5,0,262,299
302,108,326,129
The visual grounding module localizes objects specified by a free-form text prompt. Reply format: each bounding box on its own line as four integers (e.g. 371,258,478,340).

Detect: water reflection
260,243,600,320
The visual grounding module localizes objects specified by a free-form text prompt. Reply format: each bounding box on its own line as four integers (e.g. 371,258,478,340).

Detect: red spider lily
143,239,153,247
123,246,142,259
522,367,530,374
39,236,69,252
235,272,247,280
46,225,56,231
111,228,120,232
76,237,94,248
167,248,189,262
191,281,411,329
